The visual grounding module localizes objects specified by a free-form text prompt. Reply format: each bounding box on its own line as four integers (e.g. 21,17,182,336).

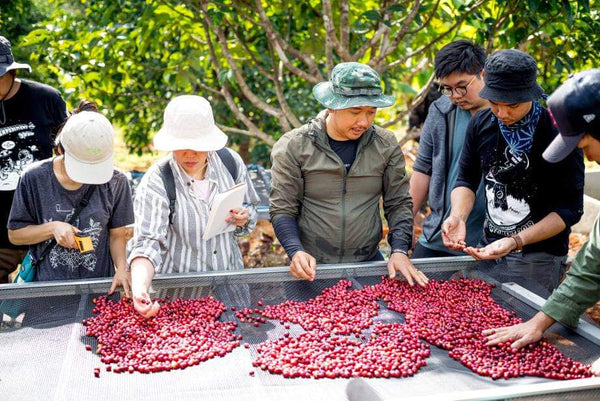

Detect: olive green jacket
542,213,600,328
269,111,413,264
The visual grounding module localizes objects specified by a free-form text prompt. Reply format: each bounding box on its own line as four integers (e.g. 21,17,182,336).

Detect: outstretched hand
387,252,429,287
441,216,467,251
464,237,517,260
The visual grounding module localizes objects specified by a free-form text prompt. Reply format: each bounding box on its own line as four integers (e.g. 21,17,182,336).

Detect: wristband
511,234,523,252
391,248,409,256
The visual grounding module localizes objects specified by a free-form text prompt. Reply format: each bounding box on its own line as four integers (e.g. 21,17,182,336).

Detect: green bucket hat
313,62,395,110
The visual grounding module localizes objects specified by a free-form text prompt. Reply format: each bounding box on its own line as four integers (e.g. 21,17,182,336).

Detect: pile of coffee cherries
253,323,429,379
84,277,592,381
368,278,591,380
84,296,240,375
258,280,379,334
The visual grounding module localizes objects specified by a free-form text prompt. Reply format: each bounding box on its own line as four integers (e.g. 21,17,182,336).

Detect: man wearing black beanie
441,49,585,298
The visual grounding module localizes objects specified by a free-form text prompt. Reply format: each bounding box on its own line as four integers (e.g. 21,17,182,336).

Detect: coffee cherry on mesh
84,296,240,374
366,278,592,380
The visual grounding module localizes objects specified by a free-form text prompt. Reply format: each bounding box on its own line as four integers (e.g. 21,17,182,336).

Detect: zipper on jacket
339,169,348,263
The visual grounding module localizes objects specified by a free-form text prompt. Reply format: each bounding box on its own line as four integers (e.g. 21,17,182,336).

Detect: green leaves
6,0,599,160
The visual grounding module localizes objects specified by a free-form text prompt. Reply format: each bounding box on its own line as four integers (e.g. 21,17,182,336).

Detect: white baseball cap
154,95,227,152
59,111,114,184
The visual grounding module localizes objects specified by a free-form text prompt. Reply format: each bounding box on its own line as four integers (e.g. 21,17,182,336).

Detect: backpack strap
216,148,238,182
158,159,176,224
158,150,238,225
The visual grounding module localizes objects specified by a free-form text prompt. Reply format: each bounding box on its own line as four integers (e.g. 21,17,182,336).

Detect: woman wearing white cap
128,95,260,318
7,101,134,295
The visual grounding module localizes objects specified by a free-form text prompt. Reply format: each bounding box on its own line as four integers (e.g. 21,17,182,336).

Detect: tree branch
254,0,323,81
322,0,352,61
340,0,350,50
200,1,283,118
200,10,274,146
372,0,421,68
352,24,390,61
405,0,440,35
383,0,490,72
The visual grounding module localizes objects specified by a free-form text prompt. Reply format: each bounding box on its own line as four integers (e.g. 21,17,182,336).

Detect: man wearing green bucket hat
270,62,428,286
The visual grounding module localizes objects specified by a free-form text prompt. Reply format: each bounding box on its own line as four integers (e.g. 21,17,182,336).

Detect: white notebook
202,183,247,240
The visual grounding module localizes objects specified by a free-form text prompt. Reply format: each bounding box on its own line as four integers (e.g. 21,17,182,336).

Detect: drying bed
1,256,599,401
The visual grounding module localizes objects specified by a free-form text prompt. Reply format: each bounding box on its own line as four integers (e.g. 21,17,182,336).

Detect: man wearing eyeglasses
442,49,585,297
410,40,489,258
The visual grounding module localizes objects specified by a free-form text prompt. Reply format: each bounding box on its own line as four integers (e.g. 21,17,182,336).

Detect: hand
483,311,555,349
51,221,80,249
464,237,517,260
592,357,600,376
227,208,249,227
109,268,131,298
289,251,316,281
387,252,429,287
441,216,467,251
132,290,160,319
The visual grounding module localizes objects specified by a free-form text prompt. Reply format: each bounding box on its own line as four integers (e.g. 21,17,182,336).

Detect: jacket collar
432,95,456,115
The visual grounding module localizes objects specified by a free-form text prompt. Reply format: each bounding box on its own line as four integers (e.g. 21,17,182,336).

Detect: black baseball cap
543,69,600,163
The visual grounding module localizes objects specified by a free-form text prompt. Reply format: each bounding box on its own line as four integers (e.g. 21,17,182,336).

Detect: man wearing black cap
0,36,67,283
442,49,585,297
483,69,600,375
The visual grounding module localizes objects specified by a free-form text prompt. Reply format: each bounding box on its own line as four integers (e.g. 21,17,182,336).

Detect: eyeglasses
440,75,478,97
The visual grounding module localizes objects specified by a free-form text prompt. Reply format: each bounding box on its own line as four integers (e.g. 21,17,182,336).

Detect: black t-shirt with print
0,79,67,248
455,107,584,256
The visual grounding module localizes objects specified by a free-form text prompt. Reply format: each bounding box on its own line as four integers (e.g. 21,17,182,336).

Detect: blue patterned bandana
497,100,542,156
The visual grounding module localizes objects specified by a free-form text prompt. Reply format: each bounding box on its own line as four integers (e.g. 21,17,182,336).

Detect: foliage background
1,0,599,166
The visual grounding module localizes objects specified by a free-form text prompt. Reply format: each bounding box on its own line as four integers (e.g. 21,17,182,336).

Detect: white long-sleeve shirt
127,149,259,273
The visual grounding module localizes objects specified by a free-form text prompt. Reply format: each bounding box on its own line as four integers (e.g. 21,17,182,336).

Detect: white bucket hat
154,95,227,152
59,111,114,185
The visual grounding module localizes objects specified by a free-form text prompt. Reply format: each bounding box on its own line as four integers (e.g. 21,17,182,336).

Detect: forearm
517,212,566,246
529,310,556,333
409,171,431,216
130,257,156,294
109,227,128,272
449,187,476,221
8,222,59,246
272,215,305,259
542,217,600,327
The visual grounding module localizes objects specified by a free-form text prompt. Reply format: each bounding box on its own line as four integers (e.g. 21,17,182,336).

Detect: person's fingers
122,277,131,298
299,257,315,281
134,300,151,315
387,263,396,280
482,328,498,336
145,301,160,318
511,336,532,350
416,270,429,286
398,265,415,287
108,279,117,295
290,262,310,280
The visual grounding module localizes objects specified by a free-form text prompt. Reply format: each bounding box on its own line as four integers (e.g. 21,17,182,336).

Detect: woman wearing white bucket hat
7,101,134,294
128,95,260,318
